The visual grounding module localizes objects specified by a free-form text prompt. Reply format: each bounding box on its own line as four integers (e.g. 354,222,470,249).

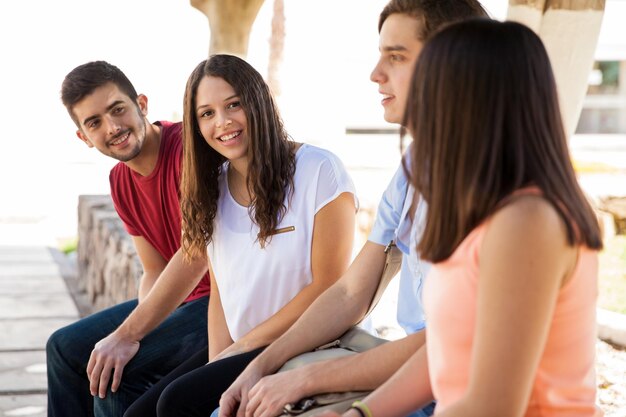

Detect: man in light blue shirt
368,151,430,334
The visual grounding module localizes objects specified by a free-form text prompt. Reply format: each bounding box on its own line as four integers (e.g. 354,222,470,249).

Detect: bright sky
0,0,622,240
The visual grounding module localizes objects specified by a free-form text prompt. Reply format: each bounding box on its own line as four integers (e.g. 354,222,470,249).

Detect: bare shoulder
489,194,567,240
483,194,577,282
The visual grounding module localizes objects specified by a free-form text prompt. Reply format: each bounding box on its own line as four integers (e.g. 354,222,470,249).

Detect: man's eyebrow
81,100,125,126
382,45,408,52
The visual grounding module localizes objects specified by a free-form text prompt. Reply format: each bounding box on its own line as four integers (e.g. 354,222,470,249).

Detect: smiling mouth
381,94,393,104
110,130,130,146
218,131,242,142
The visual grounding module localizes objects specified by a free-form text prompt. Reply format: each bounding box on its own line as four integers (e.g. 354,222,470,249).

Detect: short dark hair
379,0,488,40
406,19,602,262
60,61,138,126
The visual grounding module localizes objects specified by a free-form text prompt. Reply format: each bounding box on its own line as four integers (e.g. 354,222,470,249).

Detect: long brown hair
180,55,295,260
405,19,602,262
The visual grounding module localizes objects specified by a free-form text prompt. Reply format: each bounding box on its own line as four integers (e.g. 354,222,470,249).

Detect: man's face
371,13,424,125
73,82,148,162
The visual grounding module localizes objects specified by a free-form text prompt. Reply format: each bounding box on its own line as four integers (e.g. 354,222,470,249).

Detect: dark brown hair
60,61,139,126
405,19,602,262
379,0,488,39
181,55,295,260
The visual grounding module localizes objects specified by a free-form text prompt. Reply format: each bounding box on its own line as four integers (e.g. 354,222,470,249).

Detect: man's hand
86,331,140,398
218,362,266,417
245,368,310,417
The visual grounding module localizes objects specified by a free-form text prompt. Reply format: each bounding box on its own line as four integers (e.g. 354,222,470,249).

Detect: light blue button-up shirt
368,149,430,335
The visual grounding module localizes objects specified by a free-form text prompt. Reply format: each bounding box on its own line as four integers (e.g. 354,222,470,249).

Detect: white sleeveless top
208,144,357,341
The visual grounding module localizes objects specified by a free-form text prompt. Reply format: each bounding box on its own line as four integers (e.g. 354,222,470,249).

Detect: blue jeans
46,296,208,417
408,401,436,417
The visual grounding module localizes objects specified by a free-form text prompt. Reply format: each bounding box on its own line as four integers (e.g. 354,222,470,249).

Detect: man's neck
125,120,162,176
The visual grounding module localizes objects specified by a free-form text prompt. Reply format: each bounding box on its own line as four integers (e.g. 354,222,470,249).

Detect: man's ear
137,94,148,116
76,130,94,148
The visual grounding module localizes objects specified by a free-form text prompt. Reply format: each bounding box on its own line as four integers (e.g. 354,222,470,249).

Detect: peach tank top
423,189,601,416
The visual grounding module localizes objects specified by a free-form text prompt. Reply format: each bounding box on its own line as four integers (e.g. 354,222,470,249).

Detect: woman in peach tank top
326,19,604,417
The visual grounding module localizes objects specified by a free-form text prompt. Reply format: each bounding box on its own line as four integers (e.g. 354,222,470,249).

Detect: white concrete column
508,0,606,139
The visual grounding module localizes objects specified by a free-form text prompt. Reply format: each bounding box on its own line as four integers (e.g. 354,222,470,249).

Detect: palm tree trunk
191,0,265,58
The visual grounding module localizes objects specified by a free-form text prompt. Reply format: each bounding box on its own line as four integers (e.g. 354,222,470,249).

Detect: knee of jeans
46,326,67,358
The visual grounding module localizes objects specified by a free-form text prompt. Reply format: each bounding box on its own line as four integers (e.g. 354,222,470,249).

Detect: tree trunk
191,0,265,58
267,0,285,96
508,0,606,139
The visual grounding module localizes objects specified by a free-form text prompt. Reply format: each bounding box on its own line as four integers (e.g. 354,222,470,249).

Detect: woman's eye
228,101,241,109
200,110,214,118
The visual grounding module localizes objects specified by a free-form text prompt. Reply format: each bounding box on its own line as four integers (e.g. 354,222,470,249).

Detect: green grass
58,236,78,255
598,235,626,315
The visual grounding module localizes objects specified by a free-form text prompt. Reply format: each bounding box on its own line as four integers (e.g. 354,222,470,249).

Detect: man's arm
245,330,425,417
219,240,389,417
133,235,168,301
87,240,208,398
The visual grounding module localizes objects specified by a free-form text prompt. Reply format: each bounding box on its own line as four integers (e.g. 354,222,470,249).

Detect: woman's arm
437,196,577,417
247,331,427,417
208,259,235,362
218,192,359,417
224,191,356,356
327,344,433,417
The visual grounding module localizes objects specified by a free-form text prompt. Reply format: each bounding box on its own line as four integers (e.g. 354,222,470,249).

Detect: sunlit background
0,0,624,246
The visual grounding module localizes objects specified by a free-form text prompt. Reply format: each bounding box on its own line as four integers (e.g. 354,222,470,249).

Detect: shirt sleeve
313,151,358,214
109,170,141,236
368,158,410,247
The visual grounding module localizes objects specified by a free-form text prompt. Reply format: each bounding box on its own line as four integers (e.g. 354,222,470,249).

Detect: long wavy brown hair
180,55,295,260
404,19,602,262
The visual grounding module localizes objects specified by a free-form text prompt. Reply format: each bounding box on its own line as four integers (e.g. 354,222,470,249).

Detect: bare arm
332,344,433,417
219,238,390,417
134,236,168,301
87,239,209,398
252,239,388,373
246,330,426,417
218,192,358,417
208,260,235,362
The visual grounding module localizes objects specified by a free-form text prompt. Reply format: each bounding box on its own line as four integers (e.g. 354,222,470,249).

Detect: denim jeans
408,401,436,417
46,296,208,417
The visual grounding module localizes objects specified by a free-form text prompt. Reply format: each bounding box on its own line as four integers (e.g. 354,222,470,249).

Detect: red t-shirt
109,120,211,302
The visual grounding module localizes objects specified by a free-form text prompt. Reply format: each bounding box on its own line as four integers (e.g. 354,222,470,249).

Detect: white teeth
219,131,239,142
111,132,129,145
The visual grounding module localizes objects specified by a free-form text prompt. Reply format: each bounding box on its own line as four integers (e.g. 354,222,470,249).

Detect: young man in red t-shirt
46,61,210,417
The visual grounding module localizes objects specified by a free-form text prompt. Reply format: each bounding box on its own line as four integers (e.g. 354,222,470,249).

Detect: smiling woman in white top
122,54,357,417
